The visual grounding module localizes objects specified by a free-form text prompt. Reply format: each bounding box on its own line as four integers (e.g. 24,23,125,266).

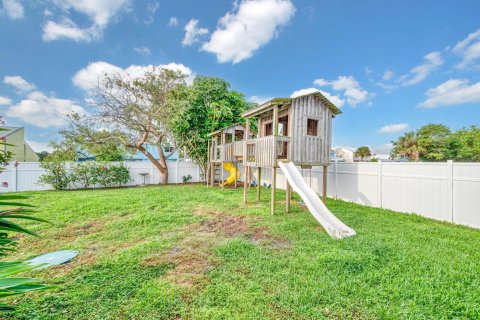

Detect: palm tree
355,146,371,161
392,131,420,161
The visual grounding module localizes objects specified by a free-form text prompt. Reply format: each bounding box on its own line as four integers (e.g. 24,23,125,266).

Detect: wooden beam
256,167,261,202
243,166,248,203
286,181,291,213
322,165,328,202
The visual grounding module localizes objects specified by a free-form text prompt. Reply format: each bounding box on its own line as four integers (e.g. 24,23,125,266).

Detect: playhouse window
307,119,318,136
265,122,273,136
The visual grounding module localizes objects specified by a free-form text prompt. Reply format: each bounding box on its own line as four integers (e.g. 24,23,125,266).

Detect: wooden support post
286,181,291,213
271,106,279,215
243,166,248,203
322,165,328,203
221,163,224,188
271,167,276,215
210,163,214,187
256,167,261,202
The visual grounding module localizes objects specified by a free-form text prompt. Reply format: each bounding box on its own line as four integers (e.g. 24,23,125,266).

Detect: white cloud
26,140,53,153
418,79,480,108
290,88,345,108
168,16,178,27
42,19,99,42
399,51,443,86
452,28,480,69
314,76,370,106
202,0,295,64
51,0,130,26
2,0,24,19
378,123,409,134
144,1,159,24
6,90,86,128
182,19,208,46
382,70,394,81
364,66,372,75
72,61,194,92
0,96,11,105
44,0,130,42
248,95,273,104
133,46,151,56
3,75,35,92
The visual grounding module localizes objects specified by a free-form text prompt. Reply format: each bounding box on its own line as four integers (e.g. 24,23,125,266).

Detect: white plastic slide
278,161,356,239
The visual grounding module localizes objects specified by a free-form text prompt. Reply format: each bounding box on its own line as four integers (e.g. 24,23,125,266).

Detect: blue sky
1,0,479,154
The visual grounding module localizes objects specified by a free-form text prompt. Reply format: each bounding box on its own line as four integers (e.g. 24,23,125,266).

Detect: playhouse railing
244,136,291,167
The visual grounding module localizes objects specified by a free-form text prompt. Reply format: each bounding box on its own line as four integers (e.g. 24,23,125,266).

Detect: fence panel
2,160,480,229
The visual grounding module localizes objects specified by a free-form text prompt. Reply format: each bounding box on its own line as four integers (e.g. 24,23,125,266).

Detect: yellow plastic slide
223,162,240,186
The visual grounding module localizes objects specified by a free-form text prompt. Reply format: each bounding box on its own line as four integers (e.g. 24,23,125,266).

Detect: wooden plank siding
291,94,332,166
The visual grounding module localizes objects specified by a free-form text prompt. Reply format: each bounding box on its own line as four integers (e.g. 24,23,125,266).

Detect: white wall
252,161,480,229
2,160,480,229
0,160,201,192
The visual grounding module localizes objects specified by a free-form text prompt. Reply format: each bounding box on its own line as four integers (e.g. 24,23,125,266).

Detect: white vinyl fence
1,160,480,229
254,161,480,229
0,160,201,192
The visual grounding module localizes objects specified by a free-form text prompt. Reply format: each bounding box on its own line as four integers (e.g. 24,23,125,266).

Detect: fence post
377,160,383,208
446,160,454,223
175,159,179,184
334,160,338,199
13,164,18,192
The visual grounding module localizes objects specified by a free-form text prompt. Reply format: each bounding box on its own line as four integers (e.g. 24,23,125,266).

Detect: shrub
70,162,96,189
38,161,71,190
39,161,131,190
182,174,193,183
109,164,130,187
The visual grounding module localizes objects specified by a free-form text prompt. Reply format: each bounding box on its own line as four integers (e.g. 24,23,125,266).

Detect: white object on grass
278,161,356,239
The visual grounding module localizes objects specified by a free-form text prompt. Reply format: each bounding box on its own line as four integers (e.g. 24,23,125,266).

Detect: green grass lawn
5,184,480,319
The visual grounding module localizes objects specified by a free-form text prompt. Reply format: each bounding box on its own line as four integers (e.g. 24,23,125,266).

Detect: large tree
451,125,480,161
169,76,253,176
417,124,451,161
65,67,186,183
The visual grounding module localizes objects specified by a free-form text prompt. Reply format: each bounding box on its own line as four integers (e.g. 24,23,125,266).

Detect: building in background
0,127,39,162
332,146,356,162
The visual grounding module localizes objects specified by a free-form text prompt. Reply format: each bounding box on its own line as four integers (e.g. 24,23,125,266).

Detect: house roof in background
0,126,23,138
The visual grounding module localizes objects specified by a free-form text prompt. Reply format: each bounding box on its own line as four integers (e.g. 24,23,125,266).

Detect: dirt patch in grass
141,232,218,288
248,226,291,250
54,219,107,241
150,206,291,289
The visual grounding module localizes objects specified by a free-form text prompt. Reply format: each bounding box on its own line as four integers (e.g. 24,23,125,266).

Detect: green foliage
354,146,371,160
90,163,130,188
391,124,480,162
169,76,255,174
39,161,131,190
0,128,52,313
36,151,49,162
391,131,421,161
182,174,192,183
0,195,53,313
43,140,77,163
38,161,70,191
417,124,452,161
450,125,480,161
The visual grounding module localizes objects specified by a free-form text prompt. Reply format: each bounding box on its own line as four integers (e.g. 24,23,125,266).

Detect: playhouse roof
242,92,342,118
207,123,246,137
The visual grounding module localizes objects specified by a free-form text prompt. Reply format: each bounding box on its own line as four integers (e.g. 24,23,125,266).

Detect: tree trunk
156,145,169,184
137,145,169,184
